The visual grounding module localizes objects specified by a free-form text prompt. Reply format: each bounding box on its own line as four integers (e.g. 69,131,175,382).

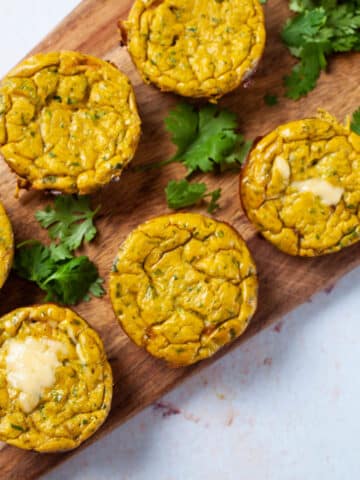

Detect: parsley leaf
42,256,101,305
207,188,222,214
145,102,251,214
151,103,248,174
282,1,360,99
48,243,73,262
88,277,105,298
14,194,104,305
220,139,253,171
14,241,56,284
165,179,221,213
166,180,206,209
329,6,360,52
350,107,360,135
179,105,240,174
264,94,279,106
35,195,99,251
282,8,327,47
284,42,329,99
14,241,104,305
165,103,199,160
288,0,315,13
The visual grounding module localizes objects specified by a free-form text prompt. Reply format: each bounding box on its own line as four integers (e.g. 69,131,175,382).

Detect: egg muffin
0,201,14,290
241,110,360,256
0,304,112,452
121,0,266,101
0,51,141,194
110,213,258,366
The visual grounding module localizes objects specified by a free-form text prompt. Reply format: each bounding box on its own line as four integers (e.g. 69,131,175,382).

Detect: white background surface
2,2,360,479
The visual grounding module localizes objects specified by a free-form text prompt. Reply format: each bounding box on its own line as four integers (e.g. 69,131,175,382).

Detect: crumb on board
153,401,181,418
273,321,283,333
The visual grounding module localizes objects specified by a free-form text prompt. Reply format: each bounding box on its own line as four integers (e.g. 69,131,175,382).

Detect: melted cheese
76,343,86,364
273,155,290,181
6,337,67,413
292,178,344,206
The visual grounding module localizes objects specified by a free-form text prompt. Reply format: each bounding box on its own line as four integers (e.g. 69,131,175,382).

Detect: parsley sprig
282,1,360,99
163,103,250,174
35,195,99,251
165,180,221,213
351,106,360,135
13,196,104,305
151,103,251,212
264,94,279,106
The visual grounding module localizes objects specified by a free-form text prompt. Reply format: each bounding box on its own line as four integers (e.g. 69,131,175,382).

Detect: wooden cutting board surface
1,0,360,478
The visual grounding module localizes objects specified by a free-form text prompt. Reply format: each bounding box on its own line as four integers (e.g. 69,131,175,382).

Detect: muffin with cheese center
241,111,360,256
0,304,112,452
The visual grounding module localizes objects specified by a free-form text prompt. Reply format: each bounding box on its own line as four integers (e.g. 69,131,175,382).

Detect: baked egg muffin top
0,304,112,452
122,0,266,100
0,51,141,194
110,213,258,366
241,111,360,256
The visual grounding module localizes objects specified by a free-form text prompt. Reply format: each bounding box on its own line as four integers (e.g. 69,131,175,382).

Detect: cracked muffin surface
122,0,265,101
241,111,360,256
110,213,258,366
0,304,112,452
0,201,13,290
0,51,141,194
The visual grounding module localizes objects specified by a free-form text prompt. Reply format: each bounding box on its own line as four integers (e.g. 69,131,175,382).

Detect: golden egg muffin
241,110,360,256
121,0,266,101
0,304,112,452
0,201,14,290
0,51,141,194
109,213,258,367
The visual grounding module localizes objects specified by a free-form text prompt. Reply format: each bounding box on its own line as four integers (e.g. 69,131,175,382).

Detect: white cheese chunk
6,337,67,413
292,178,344,206
76,343,86,364
273,155,290,181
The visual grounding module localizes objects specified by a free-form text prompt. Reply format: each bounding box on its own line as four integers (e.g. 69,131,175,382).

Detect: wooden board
1,1,360,478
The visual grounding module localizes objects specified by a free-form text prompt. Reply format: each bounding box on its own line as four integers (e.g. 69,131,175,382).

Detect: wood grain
1,0,360,478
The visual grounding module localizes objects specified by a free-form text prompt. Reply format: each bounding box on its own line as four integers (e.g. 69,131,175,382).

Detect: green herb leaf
164,103,199,159
219,139,253,171
284,42,329,100
89,277,105,298
166,179,207,209
142,102,250,214
48,243,73,262
14,241,56,284
282,1,360,99
163,103,248,174
11,424,25,432
14,242,104,305
177,105,239,173
207,188,222,213
282,8,327,47
35,195,100,251
288,0,315,13
351,107,360,135
264,94,278,106
165,179,221,212
42,256,101,305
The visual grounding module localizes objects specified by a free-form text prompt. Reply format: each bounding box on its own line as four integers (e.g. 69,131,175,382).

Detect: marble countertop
2,2,359,479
